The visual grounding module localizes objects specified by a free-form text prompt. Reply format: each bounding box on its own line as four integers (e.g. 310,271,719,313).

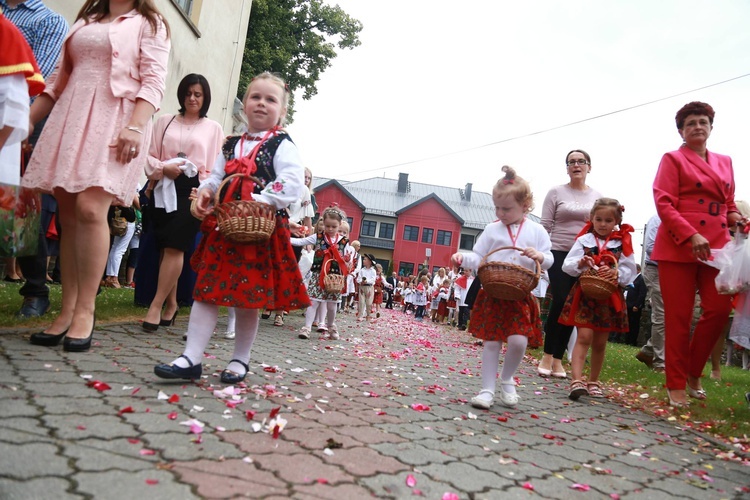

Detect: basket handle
597,252,619,272
479,246,541,280
214,173,266,207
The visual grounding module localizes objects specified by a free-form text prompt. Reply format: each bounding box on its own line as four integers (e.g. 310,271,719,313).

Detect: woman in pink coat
24,0,170,352
652,101,745,407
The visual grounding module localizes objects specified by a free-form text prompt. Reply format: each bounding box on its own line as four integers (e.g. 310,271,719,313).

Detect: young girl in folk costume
343,239,360,312
559,198,637,400
291,206,352,340
154,72,309,383
452,166,553,409
412,276,430,320
315,218,351,330
402,281,414,314
436,278,452,324
373,263,385,318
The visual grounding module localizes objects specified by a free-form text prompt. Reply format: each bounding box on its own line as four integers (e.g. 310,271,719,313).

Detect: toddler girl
412,276,430,320
373,263,385,318
154,72,309,383
452,166,553,409
559,198,636,400
291,206,351,339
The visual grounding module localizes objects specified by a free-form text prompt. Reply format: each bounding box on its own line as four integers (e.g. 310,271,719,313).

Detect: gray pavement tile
358,470,459,499
462,454,548,482
420,461,514,493
64,440,157,472
42,414,137,440
0,398,38,418
34,395,114,415
0,442,71,479
4,416,51,437
369,442,455,466
172,458,290,499
0,477,81,500
74,469,197,500
144,430,244,461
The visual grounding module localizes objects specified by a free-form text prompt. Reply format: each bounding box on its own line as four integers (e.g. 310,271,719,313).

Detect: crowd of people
2,1,749,411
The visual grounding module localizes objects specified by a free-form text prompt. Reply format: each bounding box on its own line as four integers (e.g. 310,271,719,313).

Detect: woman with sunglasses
537,150,602,378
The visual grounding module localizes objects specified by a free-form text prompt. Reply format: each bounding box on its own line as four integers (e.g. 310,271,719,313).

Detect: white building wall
45,0,253,133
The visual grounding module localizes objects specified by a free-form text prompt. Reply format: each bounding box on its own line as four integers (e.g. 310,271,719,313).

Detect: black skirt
151,175,200,253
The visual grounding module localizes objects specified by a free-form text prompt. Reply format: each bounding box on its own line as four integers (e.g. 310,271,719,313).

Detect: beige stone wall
45,0,253,133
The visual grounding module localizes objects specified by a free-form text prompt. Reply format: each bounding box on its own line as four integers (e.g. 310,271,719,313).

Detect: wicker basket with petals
579,253,619,300
322,259,346,293
213,174,276,243
477,246,540,301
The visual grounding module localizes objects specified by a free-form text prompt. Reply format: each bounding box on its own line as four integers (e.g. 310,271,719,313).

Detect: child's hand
194,188,213,217
578,255,596,269
188,187,199,201
521,247,543,263
597,266,616,280
289,221,306,237
451,252,463,267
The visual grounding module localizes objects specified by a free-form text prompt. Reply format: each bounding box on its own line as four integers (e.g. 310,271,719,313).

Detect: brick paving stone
321,446,409,475
0,442,71,479
3,309,750,498
0,477,81,500
75,469,196,500
172,459,288,499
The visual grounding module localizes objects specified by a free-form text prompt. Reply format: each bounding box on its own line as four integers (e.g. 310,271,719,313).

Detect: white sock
173,301,218,368
479,340,501,397
316,302,326,325
500,335,528,395
226,308,259,374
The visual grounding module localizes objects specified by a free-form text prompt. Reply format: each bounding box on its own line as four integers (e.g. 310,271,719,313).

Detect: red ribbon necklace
506,217,525,247
222,127,279,202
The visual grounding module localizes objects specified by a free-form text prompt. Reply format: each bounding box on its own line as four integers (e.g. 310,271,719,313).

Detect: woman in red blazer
652,101,744,407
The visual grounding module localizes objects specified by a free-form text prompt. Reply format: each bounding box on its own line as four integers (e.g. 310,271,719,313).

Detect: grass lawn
0,281,176,329
527,343,750,454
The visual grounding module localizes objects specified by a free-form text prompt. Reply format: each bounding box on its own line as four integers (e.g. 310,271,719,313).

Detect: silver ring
129,147,136,152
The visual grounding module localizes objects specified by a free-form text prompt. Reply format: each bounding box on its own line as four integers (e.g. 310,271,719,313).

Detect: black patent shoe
220,359,249,384
142,321,159,332
63,315,95,352
154,355,202,380
159,310,178,327
30,328,68,347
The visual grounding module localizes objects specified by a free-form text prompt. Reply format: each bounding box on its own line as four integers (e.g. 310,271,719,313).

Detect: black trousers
543,250,577,359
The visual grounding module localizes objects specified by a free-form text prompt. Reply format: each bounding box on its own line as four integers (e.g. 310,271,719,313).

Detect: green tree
239,0,362,122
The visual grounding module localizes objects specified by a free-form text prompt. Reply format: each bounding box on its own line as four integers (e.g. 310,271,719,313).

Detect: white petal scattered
315,404,326,414
467,412,478,420
323,448,334,456
122,386,134,391
291,367,305,373
251,422,262,432
639,393,650,399
243,456,254,464
325,382,333,388
44,364,52,368
157,391,169,400
191,405,204,412
80,374,93,379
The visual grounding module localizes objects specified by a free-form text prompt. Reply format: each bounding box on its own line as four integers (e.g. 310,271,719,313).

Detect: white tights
173,301,259,375
305,300,337,329
479,335,528,398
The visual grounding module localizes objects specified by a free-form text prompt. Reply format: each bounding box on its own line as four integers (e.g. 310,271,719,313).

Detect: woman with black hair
140,73,223,331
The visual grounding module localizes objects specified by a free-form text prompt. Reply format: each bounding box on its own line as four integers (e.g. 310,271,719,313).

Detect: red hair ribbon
502,179,514,185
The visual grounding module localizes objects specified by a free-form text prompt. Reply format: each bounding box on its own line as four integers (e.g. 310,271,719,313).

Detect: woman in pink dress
23,0,170,352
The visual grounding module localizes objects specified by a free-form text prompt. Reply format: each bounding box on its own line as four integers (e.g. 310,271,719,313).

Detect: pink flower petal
570,484,590,491
145,479,159,485
523,482,535,490
272,424,281,439
86,380,111,392
167,412,178,420
245,410,256,421
139,449,156,456
411,403,431,412
406,474,417,487
127,438,140,444
168,394,180,404
442,493,459,500
130,387,141,395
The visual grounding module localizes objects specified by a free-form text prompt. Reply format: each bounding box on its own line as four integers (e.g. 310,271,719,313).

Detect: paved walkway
1,308,748,499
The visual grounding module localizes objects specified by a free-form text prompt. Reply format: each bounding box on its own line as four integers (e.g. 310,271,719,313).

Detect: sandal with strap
274,315,284,326
569,379,588,401
220,359,249,384
587,380,605,398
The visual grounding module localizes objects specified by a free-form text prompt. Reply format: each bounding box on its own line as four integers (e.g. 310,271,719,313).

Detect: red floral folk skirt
558,282,628,332
468,289,543,348
190,213,310,311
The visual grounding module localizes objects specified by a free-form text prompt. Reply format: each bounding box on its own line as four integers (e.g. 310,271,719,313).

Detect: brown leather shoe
635,351,654,368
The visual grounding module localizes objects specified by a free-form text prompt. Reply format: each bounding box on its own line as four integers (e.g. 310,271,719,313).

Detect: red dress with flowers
468,291,543,348
190,134,310,311
557,224,638,333
373,275,384,305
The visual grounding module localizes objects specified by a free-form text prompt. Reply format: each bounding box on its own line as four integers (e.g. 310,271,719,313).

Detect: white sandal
498,382,519,407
